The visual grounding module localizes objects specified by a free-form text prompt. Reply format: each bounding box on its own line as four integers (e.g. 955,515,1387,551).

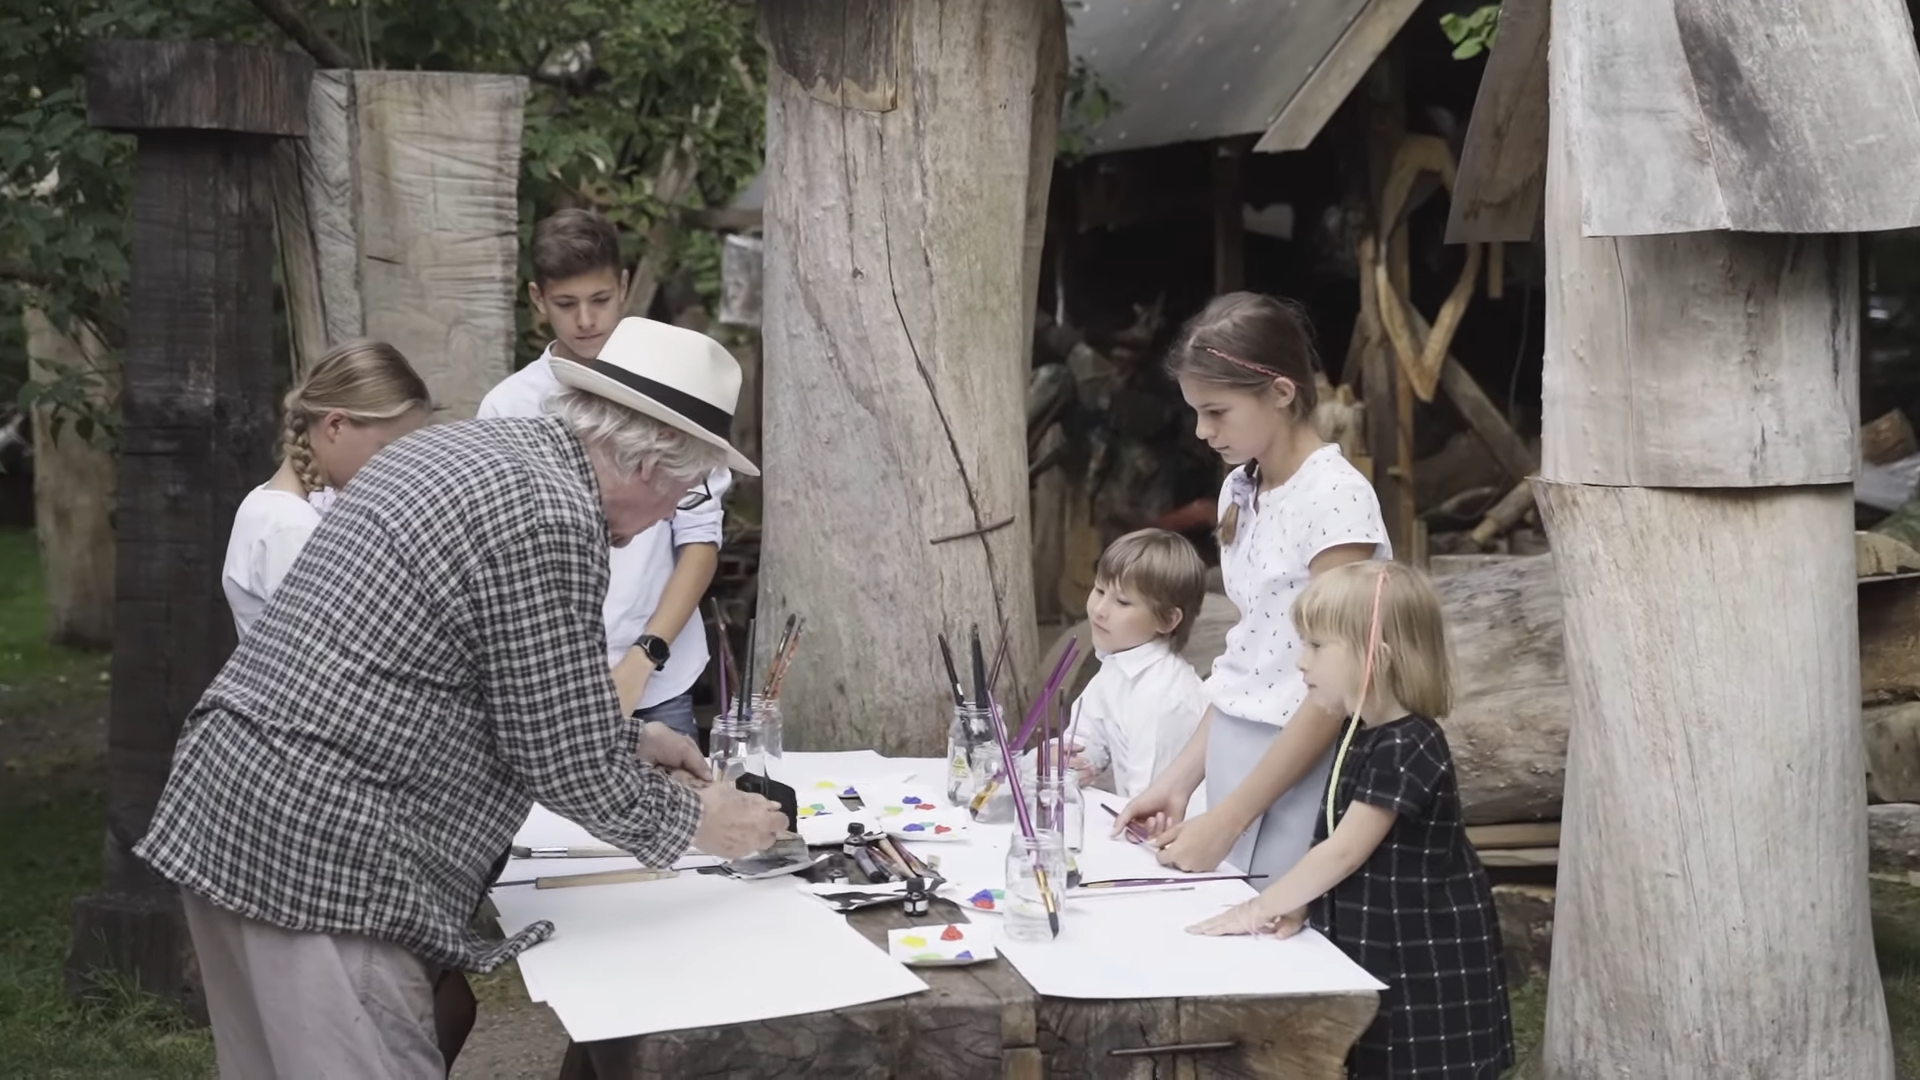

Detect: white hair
544,387,728,482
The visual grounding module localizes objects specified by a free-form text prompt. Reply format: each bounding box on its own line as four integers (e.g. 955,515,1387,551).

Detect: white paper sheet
764,750,898,786
490,873,926,1039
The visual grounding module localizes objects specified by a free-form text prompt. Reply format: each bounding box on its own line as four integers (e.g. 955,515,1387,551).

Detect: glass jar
754,694,783,761
968,745,1036,824
1032,769,1085,853
1003,829,1066,942
945,702,993,805
709,693,769,780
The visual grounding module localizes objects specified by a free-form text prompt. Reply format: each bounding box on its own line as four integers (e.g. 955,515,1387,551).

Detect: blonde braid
280,407,324,494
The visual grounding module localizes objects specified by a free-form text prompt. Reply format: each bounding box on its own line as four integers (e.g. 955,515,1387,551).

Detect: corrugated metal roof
1067,0,1377,154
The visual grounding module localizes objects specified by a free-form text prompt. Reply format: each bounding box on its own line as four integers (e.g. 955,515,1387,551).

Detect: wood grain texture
1556,0,1920,236
86,39,310,136
1540,100,1858,487
1254,0,1425,153
274,71,526,418
1445,0,1548,243
756,0,1062,755
760,0,905,112
1536,481,1890,1076
1178,994,1377,1078
1869,803,1920,873
274,71,361,375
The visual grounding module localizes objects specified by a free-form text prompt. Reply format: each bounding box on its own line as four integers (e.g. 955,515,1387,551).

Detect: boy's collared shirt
1071,638,1206,801
478,348,731,707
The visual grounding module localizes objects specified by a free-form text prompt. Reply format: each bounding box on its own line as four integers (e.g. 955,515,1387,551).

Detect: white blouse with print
1204,444,1389,726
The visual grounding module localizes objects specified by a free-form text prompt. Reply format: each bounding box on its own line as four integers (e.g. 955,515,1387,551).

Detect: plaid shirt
136,417,701,973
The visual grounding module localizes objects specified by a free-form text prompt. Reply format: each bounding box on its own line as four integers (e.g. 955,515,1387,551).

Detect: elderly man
136,318,785,1077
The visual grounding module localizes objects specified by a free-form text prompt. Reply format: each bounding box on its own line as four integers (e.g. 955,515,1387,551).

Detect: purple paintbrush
1011,640,1080,751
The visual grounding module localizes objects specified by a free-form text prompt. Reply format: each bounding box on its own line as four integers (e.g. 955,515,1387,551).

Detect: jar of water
1003,829,1066,942
945,702,993,805
1032,769,1085,853
709,693,770,780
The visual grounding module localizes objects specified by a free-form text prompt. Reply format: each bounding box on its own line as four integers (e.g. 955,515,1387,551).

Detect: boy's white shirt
223,485,322,639
476,348,731,708
1070,638,1208,813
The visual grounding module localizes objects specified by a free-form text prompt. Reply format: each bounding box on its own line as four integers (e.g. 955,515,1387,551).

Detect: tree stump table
551,895,1378,1078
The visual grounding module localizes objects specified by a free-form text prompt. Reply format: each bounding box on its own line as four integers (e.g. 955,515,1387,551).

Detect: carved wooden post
1532,0,1920,1072
755,0,1064,754
274,71,527,419
67,40,307,1012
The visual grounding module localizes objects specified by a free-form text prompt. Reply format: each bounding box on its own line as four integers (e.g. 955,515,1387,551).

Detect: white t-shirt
222,485,324,639
1068,638,1207,804
1204,444,1389,726
477,349,731,708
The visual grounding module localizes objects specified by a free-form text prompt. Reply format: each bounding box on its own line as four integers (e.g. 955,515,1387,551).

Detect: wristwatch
635,633,670,671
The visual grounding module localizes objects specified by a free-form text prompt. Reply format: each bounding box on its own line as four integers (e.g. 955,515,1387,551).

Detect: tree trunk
1538,63,1889,1077
24,309,118,648
274,71,526,418
756,0,1064,754
68,39,306,1019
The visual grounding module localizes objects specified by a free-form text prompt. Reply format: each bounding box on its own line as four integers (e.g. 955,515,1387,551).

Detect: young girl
221,340,431,637
1191,560,1513,1078
1114,293,1387,885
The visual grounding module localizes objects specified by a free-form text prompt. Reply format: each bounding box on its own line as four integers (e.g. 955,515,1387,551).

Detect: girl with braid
221,339,430,638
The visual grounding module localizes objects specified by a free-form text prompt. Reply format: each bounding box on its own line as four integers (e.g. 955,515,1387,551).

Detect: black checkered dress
136,417,701,974
1310,715,1513,1078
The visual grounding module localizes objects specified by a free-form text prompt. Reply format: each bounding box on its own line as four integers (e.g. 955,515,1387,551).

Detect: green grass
0,778,214,1078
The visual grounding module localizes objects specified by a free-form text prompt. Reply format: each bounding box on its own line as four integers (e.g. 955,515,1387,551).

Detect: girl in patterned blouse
1190,560,1513,1078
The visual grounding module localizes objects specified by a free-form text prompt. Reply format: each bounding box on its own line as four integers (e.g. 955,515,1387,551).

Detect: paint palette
864,788,973,841
888,924,996,967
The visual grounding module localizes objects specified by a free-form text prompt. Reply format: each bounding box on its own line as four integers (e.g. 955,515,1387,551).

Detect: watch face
642,636,669,663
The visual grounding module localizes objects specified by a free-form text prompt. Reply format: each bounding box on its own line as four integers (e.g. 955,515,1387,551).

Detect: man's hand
637,721,707,779
1151,809,1241,872
692,784,786,859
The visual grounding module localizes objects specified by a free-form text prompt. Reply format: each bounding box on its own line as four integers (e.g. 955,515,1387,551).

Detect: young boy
478,209,730,739
1062,529,1209,809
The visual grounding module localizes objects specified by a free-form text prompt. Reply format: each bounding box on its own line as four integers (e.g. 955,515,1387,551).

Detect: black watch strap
636,633,670,670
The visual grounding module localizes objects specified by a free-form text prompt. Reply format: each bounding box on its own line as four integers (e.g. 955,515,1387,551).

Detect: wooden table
549,876,1377,1078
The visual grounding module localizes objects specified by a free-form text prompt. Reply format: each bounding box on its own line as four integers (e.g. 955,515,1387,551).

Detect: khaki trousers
182,890,444,1079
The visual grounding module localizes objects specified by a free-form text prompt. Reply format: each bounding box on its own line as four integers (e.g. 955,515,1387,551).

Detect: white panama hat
550,316,760,477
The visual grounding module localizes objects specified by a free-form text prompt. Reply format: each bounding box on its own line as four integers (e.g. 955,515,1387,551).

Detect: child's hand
1112,784,1188,841
1187,895,1307,938
1068,753,1098,788
1151,810,1238,872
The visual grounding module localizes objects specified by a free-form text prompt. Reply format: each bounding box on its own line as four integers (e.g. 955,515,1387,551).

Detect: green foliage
1439,4,1501,60
0,0,767,433
1058,0,1120,165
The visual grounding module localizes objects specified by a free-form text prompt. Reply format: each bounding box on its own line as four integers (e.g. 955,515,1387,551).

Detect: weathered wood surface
1538,60,1888,1072
1867,703,1920,804
69,39,300,1017
1870,803,1920,873
1255,0,1425,153
1540,102,1857,484
1445,0,1548,243
756,0,1061,755
24,308,118,647
1556,0,1920,236
275,70,526,419
86,39,309,136
559,895,1377,1079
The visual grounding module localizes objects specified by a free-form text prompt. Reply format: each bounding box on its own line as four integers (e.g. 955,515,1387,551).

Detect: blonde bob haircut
1291,560,1452,720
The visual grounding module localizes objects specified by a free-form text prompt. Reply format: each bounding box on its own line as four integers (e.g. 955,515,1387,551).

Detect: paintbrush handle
503,867,677,890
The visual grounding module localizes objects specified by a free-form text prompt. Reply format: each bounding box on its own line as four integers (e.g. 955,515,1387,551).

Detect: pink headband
1202,346,1294,386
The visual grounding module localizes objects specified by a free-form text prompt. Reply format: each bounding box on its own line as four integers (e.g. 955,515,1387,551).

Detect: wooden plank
757,0,1060,754
86,40,309,137
1467,822,1561,849
1476,846,1558,869
273,70,361,376
1254,0,1426,153
348,72,527,420
1541,53,1857,487
1445,0,1548,243
1557,0,1920,236
23,308,118,648
1178,994,1378,1077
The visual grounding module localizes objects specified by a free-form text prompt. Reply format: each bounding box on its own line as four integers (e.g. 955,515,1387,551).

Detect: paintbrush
1076,874,1254,889
767,618,806,699
1010,640,1079,751
937,632,966,707
494,867,677,890
1103,803,1153,845
740,617,757,730
969,624,988,710
985,615,1010,698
